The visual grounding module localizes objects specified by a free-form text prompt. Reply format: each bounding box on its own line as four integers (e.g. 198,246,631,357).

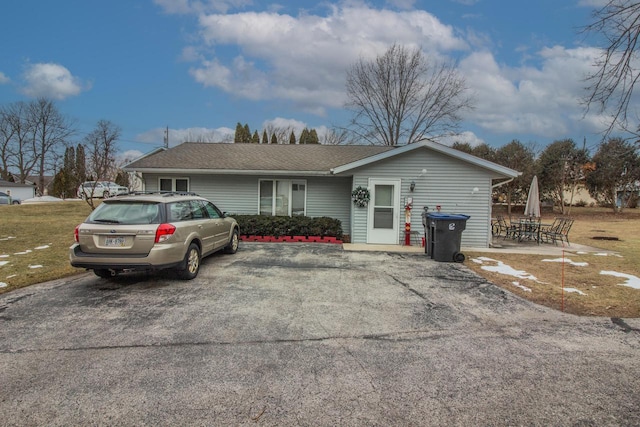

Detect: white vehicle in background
77,181,129,199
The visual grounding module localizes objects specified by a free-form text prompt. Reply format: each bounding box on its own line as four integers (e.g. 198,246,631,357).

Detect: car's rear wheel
177,243,201,280
94,269,112,279
224,229,239,254
11,200,20,205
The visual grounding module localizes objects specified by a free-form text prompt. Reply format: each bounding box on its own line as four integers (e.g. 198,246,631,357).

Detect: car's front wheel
177,243,201,280
224,229,239,254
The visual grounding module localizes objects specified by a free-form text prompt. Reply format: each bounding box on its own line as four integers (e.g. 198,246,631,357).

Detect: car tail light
155,223,176,243
74,225,80,243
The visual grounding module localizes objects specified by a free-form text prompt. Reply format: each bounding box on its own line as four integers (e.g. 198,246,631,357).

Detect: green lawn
0,201,93,292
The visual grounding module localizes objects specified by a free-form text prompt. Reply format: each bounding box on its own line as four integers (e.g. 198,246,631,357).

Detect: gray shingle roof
126,142,395,172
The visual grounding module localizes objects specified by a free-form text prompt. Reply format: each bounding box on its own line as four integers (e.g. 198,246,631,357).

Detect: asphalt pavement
1,242,639,426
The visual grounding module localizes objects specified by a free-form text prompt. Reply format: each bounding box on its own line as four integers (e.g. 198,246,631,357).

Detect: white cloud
118,150,145,165
21,63,87,100
136,126,234,146
439,131,485,147
0,72,9,84
187,4,467,115
262,117,307,133
459,46,606,138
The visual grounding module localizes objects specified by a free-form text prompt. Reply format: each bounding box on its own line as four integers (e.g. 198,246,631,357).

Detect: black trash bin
426,213,470,262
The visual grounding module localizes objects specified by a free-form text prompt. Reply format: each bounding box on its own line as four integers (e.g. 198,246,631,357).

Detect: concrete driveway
1,243,639,426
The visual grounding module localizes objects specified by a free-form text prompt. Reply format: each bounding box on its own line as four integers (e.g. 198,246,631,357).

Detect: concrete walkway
343,239,614,256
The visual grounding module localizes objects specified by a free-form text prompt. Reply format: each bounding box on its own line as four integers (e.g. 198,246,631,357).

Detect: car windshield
88,201,161,225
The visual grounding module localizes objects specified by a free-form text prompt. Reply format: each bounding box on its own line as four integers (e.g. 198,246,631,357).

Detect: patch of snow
593,252,610,256
0,236,16,241
6,275,16,279
478,256,497,262
21,196,64,204
28,265,43,269
0,261,8,267
0,282,6,288
0,254,8,258
542,258,589,267
34,245,50,250
600,271,640,290
564,287,587,296
481,261,538,281
511,282,532,292
13,250,32,255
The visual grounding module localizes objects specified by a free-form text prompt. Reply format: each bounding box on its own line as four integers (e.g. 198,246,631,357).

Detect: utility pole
163,126,169,148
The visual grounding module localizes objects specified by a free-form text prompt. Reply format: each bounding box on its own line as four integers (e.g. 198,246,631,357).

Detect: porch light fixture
410,181,416,192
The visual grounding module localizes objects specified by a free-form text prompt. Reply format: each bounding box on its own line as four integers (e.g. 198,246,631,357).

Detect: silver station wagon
70,192,239,279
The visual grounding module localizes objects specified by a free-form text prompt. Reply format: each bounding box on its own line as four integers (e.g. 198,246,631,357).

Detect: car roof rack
128,191,200,197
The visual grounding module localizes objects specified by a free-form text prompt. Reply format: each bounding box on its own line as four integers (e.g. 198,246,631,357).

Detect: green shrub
230,215,343,239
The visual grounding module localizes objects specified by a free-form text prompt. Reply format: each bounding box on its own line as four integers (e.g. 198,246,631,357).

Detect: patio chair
502,216,523,240
491,215,509,237
492,215,518,239
540,217,562,241
541,217,574,246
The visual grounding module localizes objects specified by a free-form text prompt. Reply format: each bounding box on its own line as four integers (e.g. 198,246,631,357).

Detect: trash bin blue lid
427,213,470,220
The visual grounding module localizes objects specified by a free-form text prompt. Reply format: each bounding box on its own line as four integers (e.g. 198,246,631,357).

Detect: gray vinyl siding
141,173,353,235
305,177,352,235
342,149,493,247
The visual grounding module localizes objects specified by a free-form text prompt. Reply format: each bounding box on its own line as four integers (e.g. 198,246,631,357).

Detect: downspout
488,177,515,247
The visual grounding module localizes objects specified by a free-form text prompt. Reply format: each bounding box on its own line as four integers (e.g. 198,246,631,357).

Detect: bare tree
346,44,473,146
0,101,38,183
0,99,74,193
0,105,18,181
83,120,121,209
29,98,75,195
322,127,350,145
262,123,295,145
583,0,640,140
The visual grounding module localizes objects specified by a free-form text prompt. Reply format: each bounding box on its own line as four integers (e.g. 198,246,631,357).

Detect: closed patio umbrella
524,175,541,218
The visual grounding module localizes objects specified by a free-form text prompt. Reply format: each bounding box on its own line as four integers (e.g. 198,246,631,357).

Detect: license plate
105,236,126,247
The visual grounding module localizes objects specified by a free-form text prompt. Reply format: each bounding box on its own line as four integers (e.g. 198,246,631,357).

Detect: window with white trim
159,177,189,192
259,179,306,216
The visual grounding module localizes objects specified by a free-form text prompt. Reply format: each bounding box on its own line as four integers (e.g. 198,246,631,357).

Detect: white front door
367,179,400,244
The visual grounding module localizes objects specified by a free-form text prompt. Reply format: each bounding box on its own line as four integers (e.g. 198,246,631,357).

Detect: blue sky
0,0,612,161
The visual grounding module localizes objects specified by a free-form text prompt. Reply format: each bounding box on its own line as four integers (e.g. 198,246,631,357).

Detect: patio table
514,218,544,244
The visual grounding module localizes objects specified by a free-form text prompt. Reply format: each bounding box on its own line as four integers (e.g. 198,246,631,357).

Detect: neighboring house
124,141,520,248
8,175,54,196
563,185,598,207
0,180,36,201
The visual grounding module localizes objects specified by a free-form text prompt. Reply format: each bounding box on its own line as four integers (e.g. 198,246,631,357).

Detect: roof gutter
123,167,333,176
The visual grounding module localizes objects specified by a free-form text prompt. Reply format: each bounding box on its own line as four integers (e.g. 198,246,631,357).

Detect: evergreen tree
114,170,131,188
309,129,319,144
243,124,251,143
289,130,296,145
300,128,309,144
52,146,77,198
270,133,278,144
252,131,260,144
262,130,268,144
234,122,244,143
75,144,86,184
